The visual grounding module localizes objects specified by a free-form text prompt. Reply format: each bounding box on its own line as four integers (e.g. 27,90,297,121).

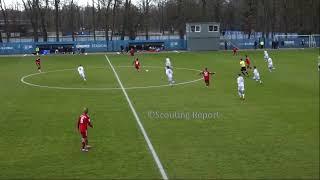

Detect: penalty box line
104,55,169,180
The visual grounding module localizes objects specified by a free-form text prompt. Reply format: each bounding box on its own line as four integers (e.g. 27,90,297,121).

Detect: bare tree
214,0,222,22
121,0,131,40
54,0,60,42
142,0,152,40
177,0,184,39
96,0,102,29
70,0,75,41
100,0,112,41
242,0,257,39
1,0,319,43
36,0,49,42
270,0,277,37
110,0,119,41
22,0,39,42
0,0,10,42
92,0,96,41
201,0,207,20
157,0,166,34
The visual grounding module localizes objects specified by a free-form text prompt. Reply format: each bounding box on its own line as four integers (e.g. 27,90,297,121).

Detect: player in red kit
133,58,140,72
77,107,93,152
200,68,215,87
245,55,251,70
233,47,239,56
35,57,41,72
130,47,135,56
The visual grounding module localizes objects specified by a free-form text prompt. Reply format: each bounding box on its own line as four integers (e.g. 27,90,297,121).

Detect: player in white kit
165,57,172,68
165,66,174,86
264,50,269,62
318,56,320,71
77,65,87,81
253,66,262,84
267,57,275,72
237,74,245,100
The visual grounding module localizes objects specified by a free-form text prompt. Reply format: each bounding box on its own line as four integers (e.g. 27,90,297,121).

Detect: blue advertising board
0,37,318,55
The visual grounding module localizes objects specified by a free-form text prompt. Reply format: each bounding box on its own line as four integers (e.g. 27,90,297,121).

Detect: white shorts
167,75,173,82
253,74,260,80
238,86,245,92
79,72,85,77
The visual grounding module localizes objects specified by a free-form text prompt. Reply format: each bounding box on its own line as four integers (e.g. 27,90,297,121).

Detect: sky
2,0,140,8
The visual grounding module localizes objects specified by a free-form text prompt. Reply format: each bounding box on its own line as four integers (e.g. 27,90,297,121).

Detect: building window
214,25,219,32
195,25,201,32
190,25,201,32
209,25,219,32
208,25,214,32
190,25,195,32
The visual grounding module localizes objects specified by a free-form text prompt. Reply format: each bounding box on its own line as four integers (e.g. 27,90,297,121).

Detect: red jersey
233,47,238,52
134,60,140,67
77,113,92,132
245,57,251,65
202,70,210,80
35,58,41,65
130,49,135,56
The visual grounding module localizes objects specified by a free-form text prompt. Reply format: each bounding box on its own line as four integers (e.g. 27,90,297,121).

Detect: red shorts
135,65,140,69
80,130,87,138
204,79,209,83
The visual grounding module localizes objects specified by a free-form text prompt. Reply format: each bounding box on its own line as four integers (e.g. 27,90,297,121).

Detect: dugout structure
186,22,220,51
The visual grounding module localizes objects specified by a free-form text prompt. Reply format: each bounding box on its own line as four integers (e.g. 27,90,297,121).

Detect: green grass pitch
0,49,318,179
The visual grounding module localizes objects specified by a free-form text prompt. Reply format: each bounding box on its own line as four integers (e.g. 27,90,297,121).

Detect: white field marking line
124,78,201,90
20,66,202,90
20,67,119,90
105,55,168,180
116,65,201,73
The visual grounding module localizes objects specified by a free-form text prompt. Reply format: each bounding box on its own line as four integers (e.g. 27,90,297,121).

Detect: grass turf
0,49,318,179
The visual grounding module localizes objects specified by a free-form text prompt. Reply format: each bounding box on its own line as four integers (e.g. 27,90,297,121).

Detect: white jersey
77,66,84,74
166,68,173,77
165,58,171,67
253,68,261,81
237,76,244,88
267,58,273,66
264,51,269,59
253,68,260,76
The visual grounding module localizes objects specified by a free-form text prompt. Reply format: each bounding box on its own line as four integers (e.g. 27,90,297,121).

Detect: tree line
0,0,319,42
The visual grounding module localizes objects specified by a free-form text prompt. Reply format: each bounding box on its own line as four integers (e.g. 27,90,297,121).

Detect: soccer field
0,49,319,179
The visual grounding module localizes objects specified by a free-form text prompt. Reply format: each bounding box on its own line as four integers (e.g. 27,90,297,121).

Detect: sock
238,92,242,97
242,94,245,99
82,142,86,149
